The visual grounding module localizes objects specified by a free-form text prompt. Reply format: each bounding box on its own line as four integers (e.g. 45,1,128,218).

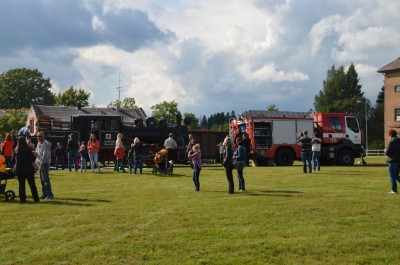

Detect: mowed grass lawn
1,159,398,265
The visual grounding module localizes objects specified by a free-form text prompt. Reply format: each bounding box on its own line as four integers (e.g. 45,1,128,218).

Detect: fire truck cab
229,110,364,166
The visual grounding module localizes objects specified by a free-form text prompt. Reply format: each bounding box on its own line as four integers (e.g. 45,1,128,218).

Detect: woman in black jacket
15,136,39,203
223,137,234,194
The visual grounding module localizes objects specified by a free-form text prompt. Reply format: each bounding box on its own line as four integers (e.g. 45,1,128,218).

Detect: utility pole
115,72,123,110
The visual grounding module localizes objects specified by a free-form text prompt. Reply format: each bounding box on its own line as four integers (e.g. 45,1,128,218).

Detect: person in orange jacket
1,133,14,167
114,142,126,172
87,134,101,172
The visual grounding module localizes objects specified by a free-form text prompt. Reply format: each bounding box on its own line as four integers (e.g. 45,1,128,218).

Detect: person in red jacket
87,134,101,172
114,142,126,172
1,133,14,167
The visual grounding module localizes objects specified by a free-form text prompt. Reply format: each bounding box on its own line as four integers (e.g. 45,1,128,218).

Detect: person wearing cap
384,129,400,194
297,130,312,173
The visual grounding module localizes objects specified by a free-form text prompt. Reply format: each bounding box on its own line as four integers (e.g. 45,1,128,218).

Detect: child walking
187,144,202,192
79,141,87,172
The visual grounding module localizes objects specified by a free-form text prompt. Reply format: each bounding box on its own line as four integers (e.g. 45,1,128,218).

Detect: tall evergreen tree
368,86,384,148
200,115,208,129
314,63,366,113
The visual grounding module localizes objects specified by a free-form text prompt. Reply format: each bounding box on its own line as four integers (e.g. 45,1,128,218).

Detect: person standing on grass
164,133,177,164
114,133,123,171
242,132,251,167
297,130,312,173
114,142,126,172
311,132,322,172
384,129,400,194
128,137,144,174
188,144,202,192
222,137,235,194
54,142,65,170
67,134,79,172
79,141,88,172
14,136,40,203
88,134,101,172
233,137,246,192
36,131,54,200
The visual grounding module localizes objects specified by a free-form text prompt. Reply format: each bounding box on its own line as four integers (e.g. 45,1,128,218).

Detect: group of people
13,131,54,203
186,133,248,194
297,130,322,174
53,133,101,173
114,133,145,175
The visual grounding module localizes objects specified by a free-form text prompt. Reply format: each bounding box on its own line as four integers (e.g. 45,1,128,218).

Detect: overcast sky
1,0,399,117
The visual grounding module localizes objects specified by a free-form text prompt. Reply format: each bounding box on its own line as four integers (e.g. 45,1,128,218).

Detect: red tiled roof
378,57,400,73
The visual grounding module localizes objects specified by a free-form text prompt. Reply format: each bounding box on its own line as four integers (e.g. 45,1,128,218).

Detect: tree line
0,65,384,148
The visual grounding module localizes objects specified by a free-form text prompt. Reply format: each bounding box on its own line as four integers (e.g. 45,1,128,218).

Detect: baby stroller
152,149,173,175
0,155,16,201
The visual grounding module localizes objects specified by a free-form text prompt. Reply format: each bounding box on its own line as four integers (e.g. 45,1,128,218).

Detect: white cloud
1,0,399,116
237,62,309,82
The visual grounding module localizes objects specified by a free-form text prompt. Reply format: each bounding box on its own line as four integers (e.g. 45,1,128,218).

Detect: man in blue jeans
297,130,312,173
36,131,54,200
384,129,400,194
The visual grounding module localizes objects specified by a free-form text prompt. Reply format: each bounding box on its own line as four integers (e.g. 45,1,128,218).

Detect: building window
396,109,400,121
395,85,400,92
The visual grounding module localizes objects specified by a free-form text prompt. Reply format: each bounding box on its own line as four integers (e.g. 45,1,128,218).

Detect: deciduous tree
0,68,55,108
150,100,178,126
0,108,28,136
108,97,137,109
183,113,199,130
54,86,91,107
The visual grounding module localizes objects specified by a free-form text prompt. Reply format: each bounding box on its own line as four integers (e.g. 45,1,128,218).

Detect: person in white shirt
36,131,54,199
164,133,177,164
311,132,322,172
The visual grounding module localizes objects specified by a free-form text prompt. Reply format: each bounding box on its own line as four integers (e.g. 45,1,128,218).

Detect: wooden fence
366,150,385,156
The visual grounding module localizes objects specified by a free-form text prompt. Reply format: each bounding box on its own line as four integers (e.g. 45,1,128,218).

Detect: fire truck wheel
337,149,355,166
274,148,295,166
5,190,15,200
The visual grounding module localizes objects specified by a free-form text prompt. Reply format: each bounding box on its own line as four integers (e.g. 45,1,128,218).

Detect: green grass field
1,160,398,265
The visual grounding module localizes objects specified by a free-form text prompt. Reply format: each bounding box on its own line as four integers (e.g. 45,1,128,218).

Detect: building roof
378,57,400,73
32,105,147,124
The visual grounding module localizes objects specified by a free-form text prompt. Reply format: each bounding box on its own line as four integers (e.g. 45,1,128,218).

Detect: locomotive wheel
5,190,15,200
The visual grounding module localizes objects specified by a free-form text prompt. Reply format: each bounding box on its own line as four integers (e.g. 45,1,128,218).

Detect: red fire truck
229,110,364,166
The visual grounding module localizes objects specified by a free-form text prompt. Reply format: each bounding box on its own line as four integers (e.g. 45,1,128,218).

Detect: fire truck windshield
346,117,360,133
